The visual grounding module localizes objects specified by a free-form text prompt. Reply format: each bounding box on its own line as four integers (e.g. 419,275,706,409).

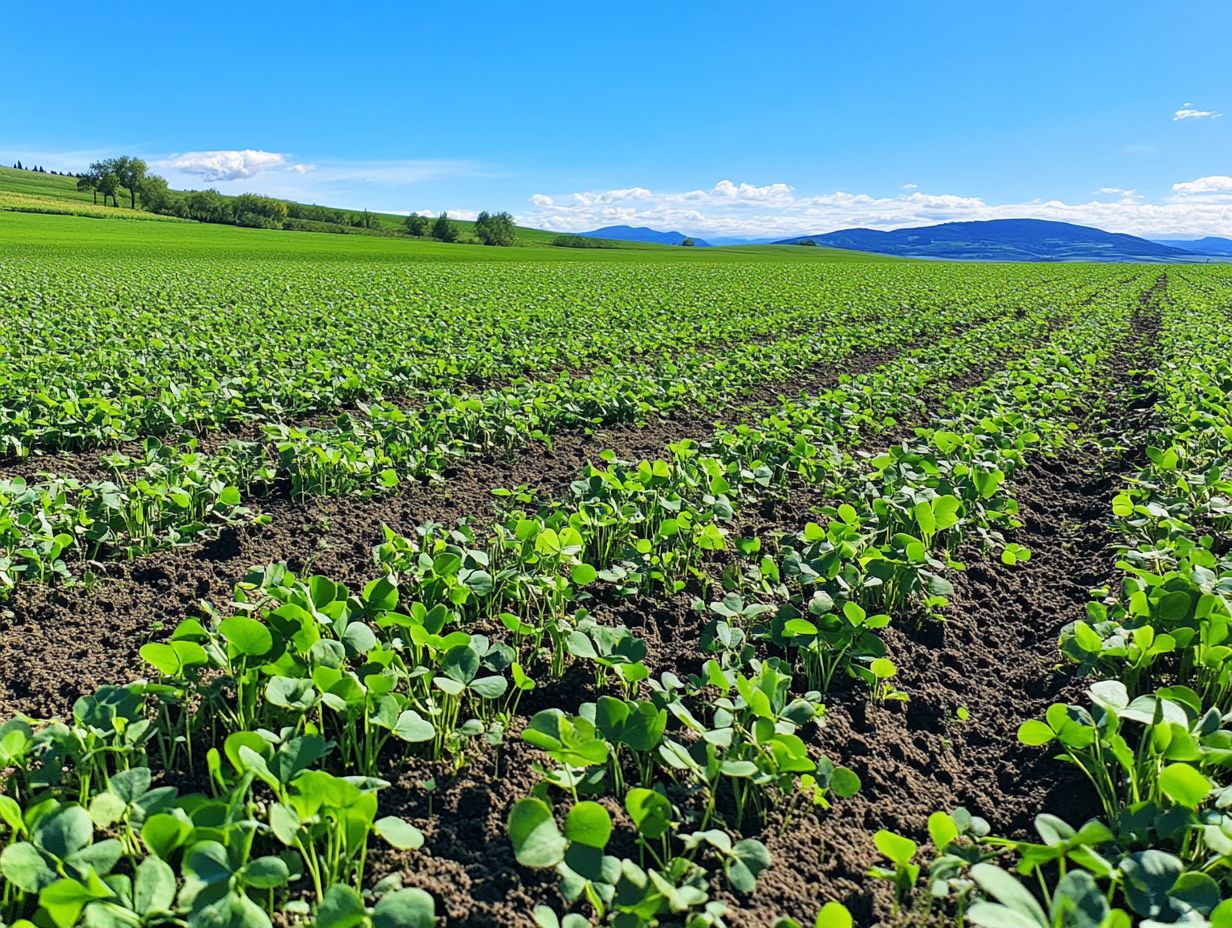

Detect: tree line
74,157,167,209
9,161,77,175
10,153,522,245
403,210,516,246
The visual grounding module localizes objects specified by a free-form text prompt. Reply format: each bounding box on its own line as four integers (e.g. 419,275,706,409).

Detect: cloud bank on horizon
8,132,1231,238
521,176,1232,239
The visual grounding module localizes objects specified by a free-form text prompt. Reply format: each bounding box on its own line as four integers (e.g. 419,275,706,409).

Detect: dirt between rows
0,290,1149,927
0,340,913,720
722,283,1163,925
357,289,1161,928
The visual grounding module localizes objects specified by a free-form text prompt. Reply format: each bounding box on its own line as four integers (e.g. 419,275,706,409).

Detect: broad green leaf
564,801,612,849
218,616,273,657
1159,763,1211,808
508,798,566,868
375,816,424,850
873,830,916,866
372,888,436,928
816,901,853,928
314,884,367,928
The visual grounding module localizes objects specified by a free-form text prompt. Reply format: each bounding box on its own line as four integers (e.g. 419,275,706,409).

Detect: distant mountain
704,235,783,246
1149,236,1232,256
580,225,712,247
774,219,1206,262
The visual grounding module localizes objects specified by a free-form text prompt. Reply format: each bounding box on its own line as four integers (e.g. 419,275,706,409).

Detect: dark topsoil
356,433,1144,928
0,284,1159,927
353,290,1160,928
0,341,907,719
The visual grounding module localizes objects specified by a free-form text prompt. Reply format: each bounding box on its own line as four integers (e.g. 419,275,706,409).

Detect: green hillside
0,209,887,263
0,165,885,259
0,165,100,201
0,166,622,247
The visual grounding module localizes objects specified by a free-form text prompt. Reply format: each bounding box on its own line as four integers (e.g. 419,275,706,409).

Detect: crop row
496,270,1148,928
0,276,1040,592
0,275,1157,926
0,269,1142,596
860,269,1232,928
0,260,1123,455
820,268,1232,928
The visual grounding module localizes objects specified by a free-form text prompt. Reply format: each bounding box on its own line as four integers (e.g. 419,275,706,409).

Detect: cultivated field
1,212,1231,927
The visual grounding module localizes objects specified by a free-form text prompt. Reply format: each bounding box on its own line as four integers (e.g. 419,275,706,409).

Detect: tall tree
431,212,460,243
87,160,123,207
403,213,429,236
138,174,173,213
475,211,516,246
187,189,228,223
76,168,101,204
96,171,121,207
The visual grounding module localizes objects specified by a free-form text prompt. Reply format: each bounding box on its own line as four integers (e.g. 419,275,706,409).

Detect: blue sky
3,1,1230,237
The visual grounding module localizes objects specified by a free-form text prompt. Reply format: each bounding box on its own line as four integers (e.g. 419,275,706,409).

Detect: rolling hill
0,165,577,245
774,219,1208,262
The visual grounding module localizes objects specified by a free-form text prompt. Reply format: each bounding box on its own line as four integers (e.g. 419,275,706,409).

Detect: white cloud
1173,104,1221,121
156,149,312,182
710,180,794,202
569,187,652,206
520,176,1232,239
1171,175,1232,195
902,183,918,190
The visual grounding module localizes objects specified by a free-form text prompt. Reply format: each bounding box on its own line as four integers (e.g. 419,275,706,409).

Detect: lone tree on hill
475,210,516,246
403,212,429,236
431,212,460,243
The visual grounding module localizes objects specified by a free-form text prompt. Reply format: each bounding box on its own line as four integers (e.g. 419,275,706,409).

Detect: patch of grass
0,166,91,201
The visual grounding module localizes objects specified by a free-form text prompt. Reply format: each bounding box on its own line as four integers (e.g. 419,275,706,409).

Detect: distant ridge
1149,236,1232,256
579,225,711,247
773,219,1210,262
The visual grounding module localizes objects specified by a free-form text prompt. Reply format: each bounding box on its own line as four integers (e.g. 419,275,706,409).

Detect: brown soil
0,340,909,720
721,280,1164,926
0,283,1156,927
343,300,1140,927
